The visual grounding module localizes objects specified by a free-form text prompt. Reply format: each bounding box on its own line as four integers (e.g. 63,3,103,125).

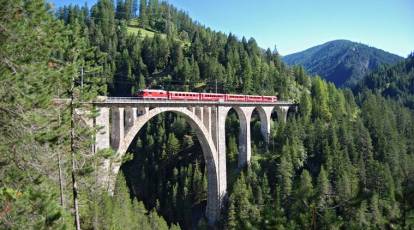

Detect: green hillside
354,54,414,109
283,40,404,87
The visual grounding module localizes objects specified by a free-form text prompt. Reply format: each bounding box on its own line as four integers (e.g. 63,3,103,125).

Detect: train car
200,93,226,101
262,95,278,102
136,89,277,103
225,94,246,102
246,95,263,102
168,91,200,100
136,89,168,99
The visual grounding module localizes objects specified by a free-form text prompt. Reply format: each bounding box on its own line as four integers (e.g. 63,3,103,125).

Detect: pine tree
299,92,312,119
116,0,126,19
354,201,370,229
139,0,147,27
192,161,205,203
227,200,237,230
262,185,287,229
311,77,332,121
279,152,294,200
292,170,314,229
227,136,238,162
241,54,253,94
125,0,134,20
316,166,330,208
166,133,180,155
148,209,169,230
0,1,105,229
111,173,134,229
369,193,384,227
138,73,146,89
132,199,150,229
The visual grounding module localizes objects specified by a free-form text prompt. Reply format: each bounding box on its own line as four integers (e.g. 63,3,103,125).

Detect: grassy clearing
127,19,190,48
127,26,166,39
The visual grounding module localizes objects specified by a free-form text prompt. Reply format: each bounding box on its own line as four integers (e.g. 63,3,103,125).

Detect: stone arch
253,106,275,143
111,107,220,224
275,105,291,123
227,106,253,168
227,106,275,168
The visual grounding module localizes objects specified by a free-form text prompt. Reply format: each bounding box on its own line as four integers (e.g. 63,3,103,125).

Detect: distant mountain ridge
283,40,404,87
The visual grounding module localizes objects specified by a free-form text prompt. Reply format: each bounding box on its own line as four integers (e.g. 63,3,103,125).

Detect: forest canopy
0,0,413,229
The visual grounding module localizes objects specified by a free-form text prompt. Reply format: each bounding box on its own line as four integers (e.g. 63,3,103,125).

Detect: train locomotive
136,89,277,102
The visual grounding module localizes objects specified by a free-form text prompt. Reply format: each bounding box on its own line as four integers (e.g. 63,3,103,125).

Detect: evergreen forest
1,0,413,229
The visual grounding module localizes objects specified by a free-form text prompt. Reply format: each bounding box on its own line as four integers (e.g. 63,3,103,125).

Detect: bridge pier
203,107,212,134
275,105,290,123
210,106,231,211
257,106,275,143
111,107,124,150
94,107,112,191
235,107,255,168
124,107,136,132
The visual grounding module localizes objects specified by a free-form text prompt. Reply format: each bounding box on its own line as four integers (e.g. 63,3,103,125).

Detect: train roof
139,89,167,92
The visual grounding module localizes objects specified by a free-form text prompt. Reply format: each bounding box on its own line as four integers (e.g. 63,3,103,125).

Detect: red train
136,89,277,102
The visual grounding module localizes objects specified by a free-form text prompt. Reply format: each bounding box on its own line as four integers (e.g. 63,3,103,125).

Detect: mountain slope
283,40,403,87
354,54,414,109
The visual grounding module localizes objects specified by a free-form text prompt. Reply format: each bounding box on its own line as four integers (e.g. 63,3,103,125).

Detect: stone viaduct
88,97,297,225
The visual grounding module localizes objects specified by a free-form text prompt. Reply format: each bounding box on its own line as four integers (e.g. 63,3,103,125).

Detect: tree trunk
57,108,66,209
58,152,65,207
70,74,81,230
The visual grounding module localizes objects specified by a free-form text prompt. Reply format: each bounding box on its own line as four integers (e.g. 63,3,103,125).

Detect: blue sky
50,0,414,57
